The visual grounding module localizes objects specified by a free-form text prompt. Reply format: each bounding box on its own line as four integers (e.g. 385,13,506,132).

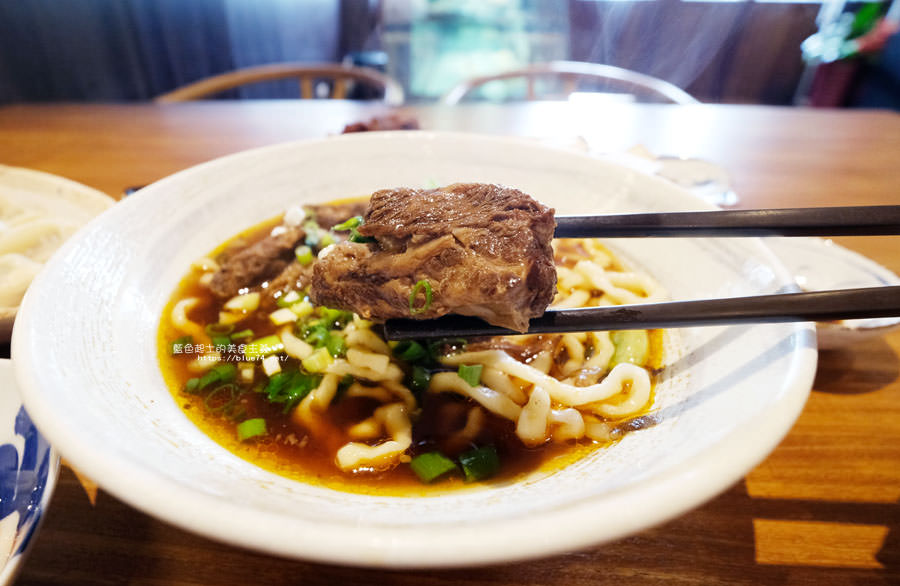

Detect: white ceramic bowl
12,132,817,567
764,237,900,349
0,359,59,585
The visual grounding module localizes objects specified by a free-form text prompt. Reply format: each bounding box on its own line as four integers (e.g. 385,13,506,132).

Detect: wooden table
2,101,899,585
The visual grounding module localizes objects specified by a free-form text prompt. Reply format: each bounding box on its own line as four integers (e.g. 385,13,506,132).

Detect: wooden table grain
1,101,899,585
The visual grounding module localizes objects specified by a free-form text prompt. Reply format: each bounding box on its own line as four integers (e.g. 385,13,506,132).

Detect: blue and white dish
0,359,58,585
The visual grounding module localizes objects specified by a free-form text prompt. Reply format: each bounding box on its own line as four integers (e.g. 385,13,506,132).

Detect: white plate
0,165,114,341
764,237,900,349
0,359,59,585
11,132,817,567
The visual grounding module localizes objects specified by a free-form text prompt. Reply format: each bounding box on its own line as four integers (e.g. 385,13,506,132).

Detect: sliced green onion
211,335,231,348
169,335,193,356
276,290,301,308
198,363,237,390
332,216,363,231
325,333,347,357
284,372,319,407
409,279,433,315
408,365,431,394
410,451,458,483
303,323,330,347
244,335,284,361
295,245,314,266
205,323,234,336
263,370,320,410
237,418,267,441
318,307,353,328
263,371,291,397
457,364,483,387
348,227,375,244
290,299,315,318
197,371,219,390
211,363,237,384
393,340,427,362
203,383,238,413
459,445,500,482
302,347,333,373
230,328,254,341
184,377,200,394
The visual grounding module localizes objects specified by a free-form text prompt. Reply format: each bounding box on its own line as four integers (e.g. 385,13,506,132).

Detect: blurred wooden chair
441,61,698,105
155,63,404,105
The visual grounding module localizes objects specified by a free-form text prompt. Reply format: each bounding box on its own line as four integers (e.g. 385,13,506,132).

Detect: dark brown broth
158,213,663,495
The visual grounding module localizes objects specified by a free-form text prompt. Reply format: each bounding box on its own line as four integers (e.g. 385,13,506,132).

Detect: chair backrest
155,63,404,105
441,61,698,105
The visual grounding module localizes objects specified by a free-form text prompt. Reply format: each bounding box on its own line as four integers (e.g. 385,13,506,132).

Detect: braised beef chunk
208,202,367,300
309,183,556,332
341,114,419,134
260,261,314,309
208,224,306,298
306,201,369,229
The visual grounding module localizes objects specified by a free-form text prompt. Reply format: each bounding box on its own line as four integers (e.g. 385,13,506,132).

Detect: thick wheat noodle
441,350,651,407
335,403,412,471
428,371,523,421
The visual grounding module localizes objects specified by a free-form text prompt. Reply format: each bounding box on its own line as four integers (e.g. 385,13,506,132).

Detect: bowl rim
11,131,818,567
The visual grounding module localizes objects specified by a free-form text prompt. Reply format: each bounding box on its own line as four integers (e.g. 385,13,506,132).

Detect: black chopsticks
383,286,900,340
385,206,900,339
554,206,900,238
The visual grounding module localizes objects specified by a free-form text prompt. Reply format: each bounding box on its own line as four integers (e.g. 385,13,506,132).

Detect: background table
1,101,899,585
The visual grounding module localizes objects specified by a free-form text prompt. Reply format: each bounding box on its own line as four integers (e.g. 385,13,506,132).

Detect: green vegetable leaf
393,340,427,362
332,216,363,231
348,227,375,243
457,364,483,387
410,451,458,483
325,333,347,357
459,445,500,482
230,328,254,341
303,323,330,347
318,307,353,329
198,363,237,390
237,418,267,441
408,365,431,395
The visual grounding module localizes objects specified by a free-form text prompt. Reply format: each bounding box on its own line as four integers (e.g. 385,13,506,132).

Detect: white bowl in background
11,132,817,567
0,164,114,341
764,237,900,349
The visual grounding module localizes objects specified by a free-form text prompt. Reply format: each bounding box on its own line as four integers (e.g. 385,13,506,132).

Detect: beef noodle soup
158,197,665,495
